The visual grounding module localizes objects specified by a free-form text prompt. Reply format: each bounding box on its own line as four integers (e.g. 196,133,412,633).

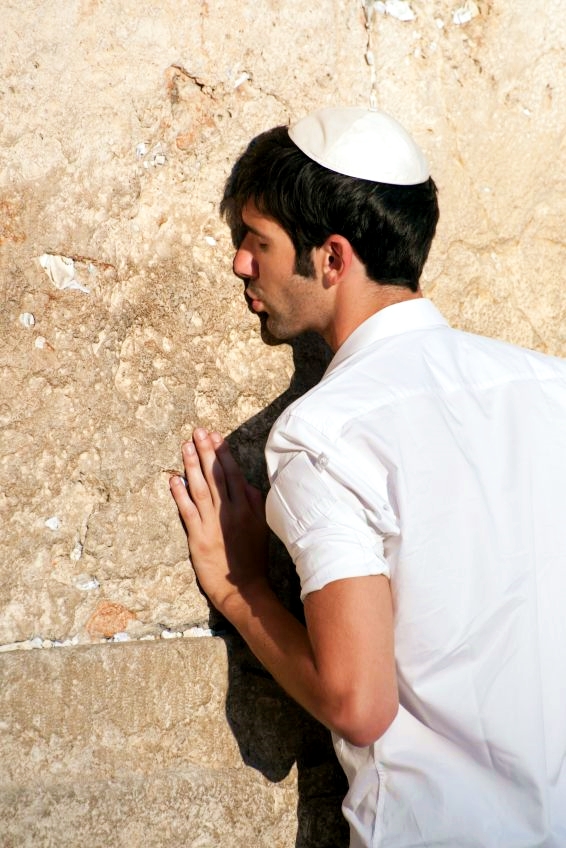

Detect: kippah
288,106,430,186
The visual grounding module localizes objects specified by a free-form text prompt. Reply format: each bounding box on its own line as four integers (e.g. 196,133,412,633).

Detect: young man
170,107,566,847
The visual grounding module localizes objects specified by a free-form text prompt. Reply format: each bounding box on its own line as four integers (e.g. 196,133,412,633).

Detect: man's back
266,299,566,846
173,108,566,847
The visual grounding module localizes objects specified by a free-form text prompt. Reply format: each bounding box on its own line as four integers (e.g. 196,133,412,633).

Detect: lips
245,290,265,313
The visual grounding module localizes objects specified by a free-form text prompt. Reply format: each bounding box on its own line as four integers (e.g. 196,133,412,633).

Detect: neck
323,284,422,352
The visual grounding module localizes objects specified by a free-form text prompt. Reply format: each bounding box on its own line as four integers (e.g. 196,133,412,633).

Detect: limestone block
1,639,241,782
0,768,298,848
0,637,347,846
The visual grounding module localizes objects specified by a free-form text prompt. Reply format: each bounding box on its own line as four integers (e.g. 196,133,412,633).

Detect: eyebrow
241,218,270,240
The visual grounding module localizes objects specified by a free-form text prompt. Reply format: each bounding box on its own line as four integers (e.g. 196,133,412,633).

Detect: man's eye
258,243,268,251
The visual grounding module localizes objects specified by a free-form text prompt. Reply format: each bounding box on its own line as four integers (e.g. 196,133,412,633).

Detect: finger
210,433,249,503
192,428,228,504
181,440,217,517
169,474,201,529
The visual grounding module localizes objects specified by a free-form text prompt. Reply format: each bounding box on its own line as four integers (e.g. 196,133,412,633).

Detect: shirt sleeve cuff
265,450,391,600
291,515,390,599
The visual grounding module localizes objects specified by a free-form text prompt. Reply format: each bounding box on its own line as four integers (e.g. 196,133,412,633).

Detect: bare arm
170,428,398,746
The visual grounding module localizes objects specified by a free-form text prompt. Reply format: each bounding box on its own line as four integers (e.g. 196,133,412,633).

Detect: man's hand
169,428,270,615
169,428,398,745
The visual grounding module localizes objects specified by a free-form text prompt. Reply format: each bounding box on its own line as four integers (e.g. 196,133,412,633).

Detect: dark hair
221,126,439,290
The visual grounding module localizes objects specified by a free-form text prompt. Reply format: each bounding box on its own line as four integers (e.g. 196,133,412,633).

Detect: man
170,107,566,846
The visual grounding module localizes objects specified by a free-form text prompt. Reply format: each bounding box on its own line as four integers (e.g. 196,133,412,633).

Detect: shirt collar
326,298,450,374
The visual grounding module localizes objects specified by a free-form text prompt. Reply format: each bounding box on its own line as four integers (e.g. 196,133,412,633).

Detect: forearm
170,430,398,747
222,579,398,746
222,584,342,733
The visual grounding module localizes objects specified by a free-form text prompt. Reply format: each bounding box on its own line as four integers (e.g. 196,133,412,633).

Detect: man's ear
321,235,354,284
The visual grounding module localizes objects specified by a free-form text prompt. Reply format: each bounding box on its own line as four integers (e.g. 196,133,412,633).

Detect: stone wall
1,1,566,844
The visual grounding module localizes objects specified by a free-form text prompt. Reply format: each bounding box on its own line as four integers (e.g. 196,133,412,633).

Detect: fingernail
183,441,195,455
194,428,207,441
210,431,222,445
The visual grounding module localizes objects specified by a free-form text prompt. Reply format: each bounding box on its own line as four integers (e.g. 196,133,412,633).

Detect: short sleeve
265,450,390,599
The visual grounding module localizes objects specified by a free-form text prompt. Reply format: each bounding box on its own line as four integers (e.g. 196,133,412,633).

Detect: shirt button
314,453,329,471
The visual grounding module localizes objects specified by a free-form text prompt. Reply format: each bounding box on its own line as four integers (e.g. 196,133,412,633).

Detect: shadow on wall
221,331,349,848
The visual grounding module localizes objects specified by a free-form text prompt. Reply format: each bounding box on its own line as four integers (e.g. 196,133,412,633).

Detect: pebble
183,626,214,638
111,632,130,642
0,626,220,654
161,629,182,639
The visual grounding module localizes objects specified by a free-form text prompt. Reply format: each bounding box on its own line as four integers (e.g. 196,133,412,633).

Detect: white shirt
264,299,566,848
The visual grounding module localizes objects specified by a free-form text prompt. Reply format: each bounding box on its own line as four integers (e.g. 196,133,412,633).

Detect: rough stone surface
1,638,346,846
2,0,566,844
1,770,296,848
2,0,566,643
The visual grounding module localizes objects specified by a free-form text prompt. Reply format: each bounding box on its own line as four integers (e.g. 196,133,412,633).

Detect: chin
258,313,292,346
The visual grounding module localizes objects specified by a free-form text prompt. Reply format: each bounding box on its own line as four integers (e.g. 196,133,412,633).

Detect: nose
233,239,258,281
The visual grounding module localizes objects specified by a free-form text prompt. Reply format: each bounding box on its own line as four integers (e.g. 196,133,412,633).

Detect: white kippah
288,106,430,186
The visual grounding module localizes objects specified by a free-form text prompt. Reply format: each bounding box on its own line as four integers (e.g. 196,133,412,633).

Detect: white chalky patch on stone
233,72,250,88
73,573,99,591
453,1,479,25
19,312,35,328
70,542,84,562
376,0,416,22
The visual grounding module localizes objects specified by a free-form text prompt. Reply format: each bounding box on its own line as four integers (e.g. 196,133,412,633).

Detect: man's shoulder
452,327,566,384
269,383,344,449
274,325,566,439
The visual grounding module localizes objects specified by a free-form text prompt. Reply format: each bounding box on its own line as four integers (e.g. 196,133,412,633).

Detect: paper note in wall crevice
38,253,90,293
